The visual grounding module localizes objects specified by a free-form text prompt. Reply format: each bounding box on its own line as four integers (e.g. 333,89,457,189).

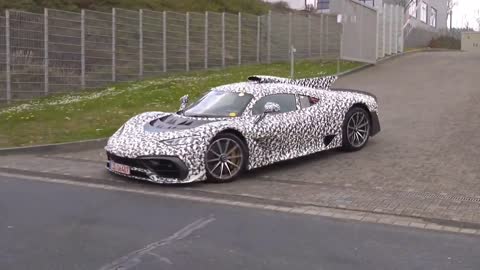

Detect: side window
299,95,320,109
252,94,297,115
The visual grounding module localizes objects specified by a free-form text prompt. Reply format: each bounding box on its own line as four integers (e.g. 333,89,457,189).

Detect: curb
0,138,108,156
1,169,480,236
337,48,459,77
337,63,374,77
376,48,458,64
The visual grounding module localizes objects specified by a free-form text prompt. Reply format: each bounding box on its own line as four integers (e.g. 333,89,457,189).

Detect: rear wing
247,75,338,90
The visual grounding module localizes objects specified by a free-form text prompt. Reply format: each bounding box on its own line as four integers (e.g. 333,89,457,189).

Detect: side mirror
179,95,189,111
255,102,281,125
263,102,281,114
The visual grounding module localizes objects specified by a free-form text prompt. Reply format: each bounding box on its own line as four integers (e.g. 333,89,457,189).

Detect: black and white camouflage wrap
105,75,379,184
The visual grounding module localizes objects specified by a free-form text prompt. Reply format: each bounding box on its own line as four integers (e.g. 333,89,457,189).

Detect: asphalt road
1,175,479,270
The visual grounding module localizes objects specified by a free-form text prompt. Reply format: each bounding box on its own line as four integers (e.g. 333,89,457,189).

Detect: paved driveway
1,51,480,226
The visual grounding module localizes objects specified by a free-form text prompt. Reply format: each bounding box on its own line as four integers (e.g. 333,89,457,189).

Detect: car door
297,94,325,152
247,93,304,167
298,94,341,151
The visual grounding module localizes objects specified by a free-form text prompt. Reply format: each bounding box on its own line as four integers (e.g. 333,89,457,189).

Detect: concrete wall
461,32,480,53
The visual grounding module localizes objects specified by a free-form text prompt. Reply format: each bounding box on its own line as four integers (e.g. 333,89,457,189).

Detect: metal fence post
5,10,11,103
267,10,271,64
81,9,86,89
290,45,295,79
256,15,260,63
325,15,329,58
204,11,208,69
340,15,344,67
400,9,404,53
393,5,398,54
320,14,324,58
375,9,379,60
238,12,241,65
382,4,386,57
163,11,167,73
337,58,341,75
44,8,49,95
221,12,225,68
389,4,393,55
139,9,144,78
337,28,343,75
186,12,190,72
307,14,311,58
112,8,116,82
288,12,292,53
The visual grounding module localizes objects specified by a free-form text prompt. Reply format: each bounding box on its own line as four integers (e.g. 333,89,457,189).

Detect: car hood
105,112,231,157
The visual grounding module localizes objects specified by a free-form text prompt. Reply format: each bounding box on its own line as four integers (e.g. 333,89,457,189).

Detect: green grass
2,0,291,14
0,59,363,147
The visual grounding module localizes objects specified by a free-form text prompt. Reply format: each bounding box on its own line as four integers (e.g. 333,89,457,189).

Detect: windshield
182,90,253,118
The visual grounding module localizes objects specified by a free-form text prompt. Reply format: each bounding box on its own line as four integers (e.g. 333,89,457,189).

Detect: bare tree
447,0,457,29
305,0,315,11
475,9,480,31
464,14,470,30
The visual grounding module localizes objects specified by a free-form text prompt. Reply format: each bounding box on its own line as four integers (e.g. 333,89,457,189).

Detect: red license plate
110,161,131,175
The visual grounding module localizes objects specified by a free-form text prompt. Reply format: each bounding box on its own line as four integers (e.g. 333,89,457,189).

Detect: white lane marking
147,252,173,265
98,217,215,270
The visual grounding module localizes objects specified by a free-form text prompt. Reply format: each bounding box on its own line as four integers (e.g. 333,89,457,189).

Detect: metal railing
0,9,342,102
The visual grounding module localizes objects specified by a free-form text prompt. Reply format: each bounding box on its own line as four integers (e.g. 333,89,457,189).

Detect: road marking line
1,172,479,236
99,217,215,270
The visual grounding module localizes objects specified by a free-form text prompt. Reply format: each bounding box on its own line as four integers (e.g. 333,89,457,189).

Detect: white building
263,0,309,10
461,32,480,53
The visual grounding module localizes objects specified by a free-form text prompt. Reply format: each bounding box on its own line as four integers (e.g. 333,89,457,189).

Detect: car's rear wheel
205,133,247,183
341,107,371,151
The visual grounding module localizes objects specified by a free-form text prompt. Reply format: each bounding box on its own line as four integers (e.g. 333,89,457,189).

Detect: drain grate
402,191,480,203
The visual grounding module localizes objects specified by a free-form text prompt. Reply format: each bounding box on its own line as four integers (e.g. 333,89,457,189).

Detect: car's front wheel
205,133,248,183
341,107,371,151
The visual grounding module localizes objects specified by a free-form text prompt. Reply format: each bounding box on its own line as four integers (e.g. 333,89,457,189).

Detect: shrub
428,36,461,50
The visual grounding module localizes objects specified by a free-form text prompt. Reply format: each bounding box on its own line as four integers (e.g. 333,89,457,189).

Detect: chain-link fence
0,9,342,102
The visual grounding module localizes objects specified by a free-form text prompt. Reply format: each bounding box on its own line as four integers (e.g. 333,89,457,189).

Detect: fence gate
332,0,378,63
331,0,404,64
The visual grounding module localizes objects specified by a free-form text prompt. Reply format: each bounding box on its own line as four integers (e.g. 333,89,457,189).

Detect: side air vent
248,76,262,82
324,135,336,146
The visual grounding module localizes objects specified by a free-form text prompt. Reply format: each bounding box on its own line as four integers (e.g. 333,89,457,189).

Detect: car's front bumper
106,152,206,184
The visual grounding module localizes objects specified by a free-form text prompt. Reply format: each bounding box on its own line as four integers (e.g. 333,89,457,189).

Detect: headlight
162,136,201,146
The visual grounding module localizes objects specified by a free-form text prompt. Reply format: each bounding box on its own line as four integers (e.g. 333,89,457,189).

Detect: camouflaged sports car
105,75,380,184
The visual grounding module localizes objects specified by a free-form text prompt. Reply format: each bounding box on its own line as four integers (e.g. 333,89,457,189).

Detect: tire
205,133,248,183
341,107,371,152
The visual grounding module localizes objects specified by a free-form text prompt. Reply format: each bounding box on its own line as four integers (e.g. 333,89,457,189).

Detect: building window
408,0,417,18
317,0,330,10
430,7,437,27
420,2,427,23
357,0,375,7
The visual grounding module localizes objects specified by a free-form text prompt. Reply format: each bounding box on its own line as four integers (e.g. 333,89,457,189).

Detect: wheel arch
215,128,249,152
349,102,380,136
350,103,371,117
